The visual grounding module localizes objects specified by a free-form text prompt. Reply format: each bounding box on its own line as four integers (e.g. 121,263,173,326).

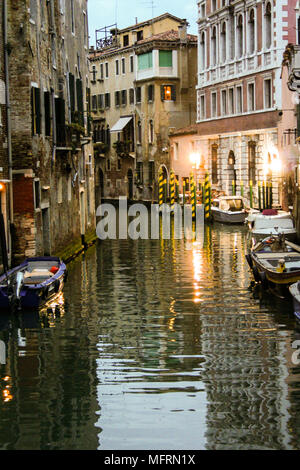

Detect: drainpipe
3,0,14,265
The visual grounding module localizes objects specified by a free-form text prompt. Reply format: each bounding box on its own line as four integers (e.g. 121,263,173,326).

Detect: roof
169,124,198,137
118,13,188,33
136,29,197,46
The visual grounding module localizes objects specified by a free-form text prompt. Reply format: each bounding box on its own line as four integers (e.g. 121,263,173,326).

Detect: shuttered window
31,87,41,135
76,78,84,126
148,84,154,102
159,50,172,67
138,52,153,70
69,73,75,121
44,91,51,136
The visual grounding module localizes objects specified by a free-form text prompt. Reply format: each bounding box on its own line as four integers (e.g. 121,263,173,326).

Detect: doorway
127,169,133,200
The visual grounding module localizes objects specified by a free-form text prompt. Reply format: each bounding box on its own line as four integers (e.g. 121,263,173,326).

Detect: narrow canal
0,222,300,450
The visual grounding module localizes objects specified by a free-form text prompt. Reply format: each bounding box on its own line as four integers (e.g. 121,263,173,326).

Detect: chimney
178,21,187,43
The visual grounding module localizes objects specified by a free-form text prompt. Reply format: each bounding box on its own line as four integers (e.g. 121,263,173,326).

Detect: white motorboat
247,209,296,243
211,196,247,224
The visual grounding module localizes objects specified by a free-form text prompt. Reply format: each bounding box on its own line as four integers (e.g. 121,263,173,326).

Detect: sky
87,0,198,47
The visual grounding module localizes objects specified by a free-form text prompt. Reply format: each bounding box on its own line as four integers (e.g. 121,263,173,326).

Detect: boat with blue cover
0,256,67,310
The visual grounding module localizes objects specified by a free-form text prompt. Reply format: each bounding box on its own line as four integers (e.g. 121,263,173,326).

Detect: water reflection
0,220,300,449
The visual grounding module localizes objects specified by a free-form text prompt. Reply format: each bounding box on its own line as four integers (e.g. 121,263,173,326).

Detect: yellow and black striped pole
182,178,186,205
204,172,211,222
159,169,164,208
190,172,197,221
170,170,175,210
175,176,179,203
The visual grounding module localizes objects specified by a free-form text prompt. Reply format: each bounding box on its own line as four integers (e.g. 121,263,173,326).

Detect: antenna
141,0,156,19
115,0,118,26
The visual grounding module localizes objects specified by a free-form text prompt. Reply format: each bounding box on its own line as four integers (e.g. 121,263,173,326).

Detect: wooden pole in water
240,180,244,197
262,180,266,210
249,180,253,208
232,179,236,196
270,181,273,208
182,179,186,205
204,172,211,222
258,181,262,211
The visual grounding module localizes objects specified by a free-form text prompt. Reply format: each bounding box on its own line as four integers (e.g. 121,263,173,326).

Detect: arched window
237,15,244,58
265,2,272,49
220,22,227,63
248,9,255,54
248,141,256,184
200,32,206,69
211,26,217,66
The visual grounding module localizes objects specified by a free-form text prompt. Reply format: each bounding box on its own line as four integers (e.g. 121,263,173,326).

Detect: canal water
0,222,300,450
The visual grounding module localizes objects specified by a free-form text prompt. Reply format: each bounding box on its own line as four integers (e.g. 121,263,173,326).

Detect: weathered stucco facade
7,0,95,262
89,13,197,205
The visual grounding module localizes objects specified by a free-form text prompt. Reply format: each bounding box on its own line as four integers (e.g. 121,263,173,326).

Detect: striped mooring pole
170,170,175,210
249,180,253,208
158,169,164,208
204,172,211,222
240,180,244,197
190,172,196,221
182,179,186,205
258,181,262,211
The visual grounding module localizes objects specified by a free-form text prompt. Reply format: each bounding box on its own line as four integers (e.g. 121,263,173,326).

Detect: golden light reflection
192,245,203,303
1,376,13,403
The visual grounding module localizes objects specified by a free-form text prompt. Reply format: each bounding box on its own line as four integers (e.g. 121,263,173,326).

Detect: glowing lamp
189,153,201,169
0,183,4,191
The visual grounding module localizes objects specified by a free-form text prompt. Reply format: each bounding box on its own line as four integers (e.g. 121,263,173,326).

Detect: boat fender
245,254,253,269
260,271,269,289
252,266,261,283
42,286,49,299
54,279,60,293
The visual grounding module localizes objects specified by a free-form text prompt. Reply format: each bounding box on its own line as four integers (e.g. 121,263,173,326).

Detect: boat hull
0,257,66,310
289,282,300,321
212,209,246,224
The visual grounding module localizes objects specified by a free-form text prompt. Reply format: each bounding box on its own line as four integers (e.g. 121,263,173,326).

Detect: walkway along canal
0,221,300,450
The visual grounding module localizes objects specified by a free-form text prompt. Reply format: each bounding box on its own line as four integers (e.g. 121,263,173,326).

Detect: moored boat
247,209,296,244
0,257,67,310
211,196,247,224
289,282,300,321
246,234,300,290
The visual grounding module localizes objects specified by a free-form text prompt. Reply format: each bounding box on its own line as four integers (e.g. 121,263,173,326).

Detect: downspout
3,0,14,264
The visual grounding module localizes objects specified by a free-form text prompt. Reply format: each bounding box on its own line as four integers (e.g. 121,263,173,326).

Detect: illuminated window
161,85,176,101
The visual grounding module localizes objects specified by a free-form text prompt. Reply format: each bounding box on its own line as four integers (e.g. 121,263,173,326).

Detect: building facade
171,0,298,208
89,13,197,204
7,0,95,262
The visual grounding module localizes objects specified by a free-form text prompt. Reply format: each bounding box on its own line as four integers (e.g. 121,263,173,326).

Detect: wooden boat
246,209,296,243
289,282,300,321
211,196,247,224
246,234,300,290
0,257,67,310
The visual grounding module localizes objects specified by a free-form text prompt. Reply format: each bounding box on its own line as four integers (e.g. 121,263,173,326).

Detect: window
236,86,243,113
117,158,122,170
83,12,87,46
211,92,217,117
121,89,127,106
221,89,227,115
105,93,110,108
130,55,134,72
137,120,142,143
211,144,218,184
91,65,97,82
136,162,143,182
136,86,141,103
115,59,119,75
211,0,216,11
161,85,176,101
248,141,256,184
264,78,272,109
248,82,255,111
123,35,129,47
98,94,104,109
149,161,155,184
211,26,217,66
31,86,41,135
173,142,179,161
199,94,205,120
100,63,104,79
200,32,206,70
237,15,244,58
129,88,134,104
57,177,63,204
149,120,154,144
122,58,125,74
115,91,120,107
265,2,272,49
159,50,172,67
44,91,51,136
248,9,255,54
228,88,234,115
138,52,153,70
34,180,40,209
106,158,111,171
92,95,97,111
137,30,143,41
148,84,154,102
220,22,226,63
71,0,75,34
105,62,109,78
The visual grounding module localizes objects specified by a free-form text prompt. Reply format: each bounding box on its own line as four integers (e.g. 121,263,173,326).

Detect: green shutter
34,87,41,134
44,91,51,136
159,50,172,67
138,52,153,70
69,73,75,121
76,78,84,126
